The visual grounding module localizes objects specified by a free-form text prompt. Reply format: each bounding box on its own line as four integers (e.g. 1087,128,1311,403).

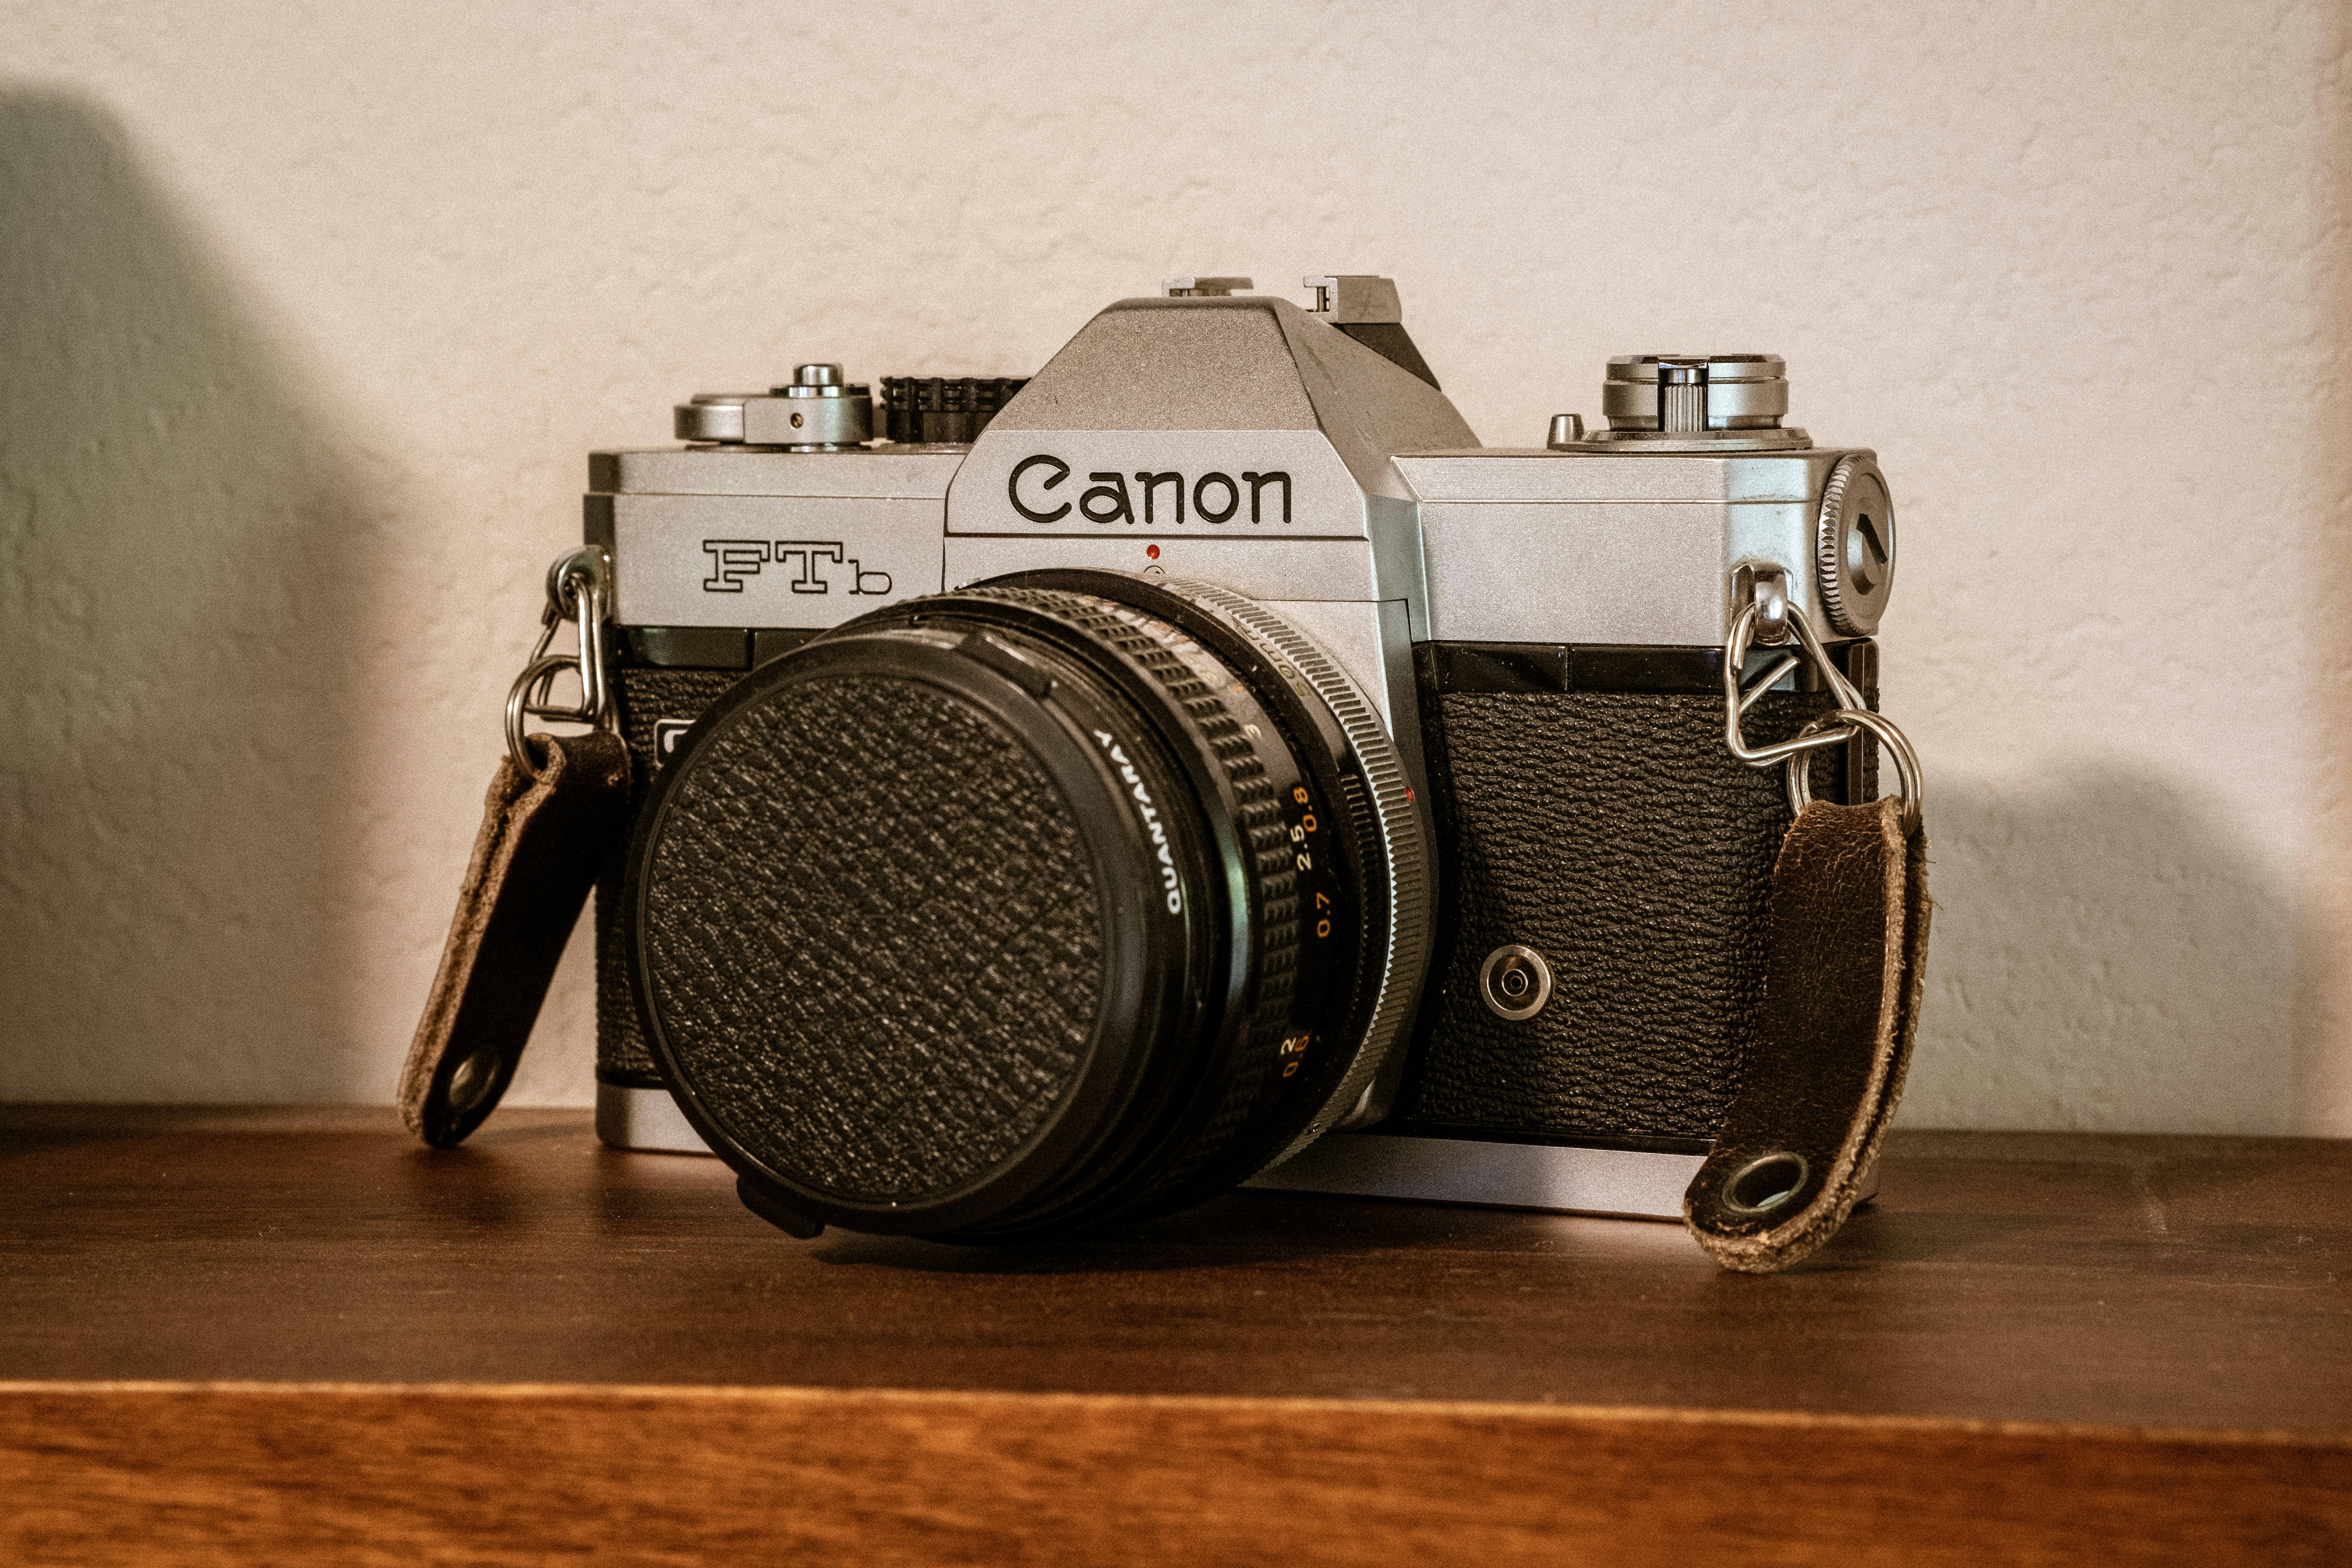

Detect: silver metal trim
1720,1150,1810,1216
1603,353,1791,431
1555,427,1814,453
1244,1133,1880,1222
1162,276,1253,297
1722,601,1864,769
591,446,968,499
1245,1133,1703,1221
1301,274,1402,323
1163,580,1434,1153
1733,562,1790,647
1397,447,1871,648
675,394,752,443
505,548,614,778
595,1083,714,1155
1787,705,1925,835
743,382,872,450
1478,943,1554,1021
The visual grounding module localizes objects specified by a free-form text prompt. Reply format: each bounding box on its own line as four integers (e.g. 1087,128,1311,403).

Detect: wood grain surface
3,1109,2349,1563
5,1382,2347,1568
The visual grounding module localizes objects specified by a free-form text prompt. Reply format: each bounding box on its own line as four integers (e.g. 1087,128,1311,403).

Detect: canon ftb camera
580,275,1896,1239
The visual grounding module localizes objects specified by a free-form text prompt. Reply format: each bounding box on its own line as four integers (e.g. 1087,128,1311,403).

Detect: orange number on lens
1317,919,1332,937
1293,787,1310,804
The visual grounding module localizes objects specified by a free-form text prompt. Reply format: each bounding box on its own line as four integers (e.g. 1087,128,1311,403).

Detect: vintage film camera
571,275,1897,1239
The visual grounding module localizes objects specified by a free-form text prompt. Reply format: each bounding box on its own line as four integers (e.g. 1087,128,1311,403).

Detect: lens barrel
622,571,1428,1239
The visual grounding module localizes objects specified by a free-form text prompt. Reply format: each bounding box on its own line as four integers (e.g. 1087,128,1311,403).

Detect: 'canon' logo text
1008,455,1292,526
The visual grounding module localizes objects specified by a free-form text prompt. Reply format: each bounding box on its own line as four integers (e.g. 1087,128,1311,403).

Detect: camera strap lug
399,550,633,1147
1687,589,1932,1271
505,547,618,778
1723,595,1921,836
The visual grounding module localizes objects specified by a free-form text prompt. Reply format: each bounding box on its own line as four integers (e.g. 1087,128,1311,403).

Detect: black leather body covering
597,665,740,1087
601,646,1879,1158
1393,647,1875,1148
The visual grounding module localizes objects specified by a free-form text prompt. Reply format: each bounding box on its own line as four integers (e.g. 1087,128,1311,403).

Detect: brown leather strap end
1684,798,1931,1272
398,733,631,1147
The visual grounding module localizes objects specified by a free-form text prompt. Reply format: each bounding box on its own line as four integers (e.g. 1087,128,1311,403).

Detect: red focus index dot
1145,545,1161,560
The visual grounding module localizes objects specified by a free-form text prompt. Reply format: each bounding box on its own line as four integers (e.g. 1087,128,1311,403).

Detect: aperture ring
1162,582,1434,1162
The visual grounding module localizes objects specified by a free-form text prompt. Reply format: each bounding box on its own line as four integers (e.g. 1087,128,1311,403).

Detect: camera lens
623,570,1430,1239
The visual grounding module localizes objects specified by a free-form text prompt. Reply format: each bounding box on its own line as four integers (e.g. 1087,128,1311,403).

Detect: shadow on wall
0,88,385,1100
1904,769,2294,1135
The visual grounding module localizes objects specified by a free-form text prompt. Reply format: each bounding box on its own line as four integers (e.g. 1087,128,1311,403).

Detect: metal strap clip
504,547,616,777
1724,570,1922,835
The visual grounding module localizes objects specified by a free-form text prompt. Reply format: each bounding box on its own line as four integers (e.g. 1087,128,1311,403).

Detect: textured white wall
2,2,2346,1132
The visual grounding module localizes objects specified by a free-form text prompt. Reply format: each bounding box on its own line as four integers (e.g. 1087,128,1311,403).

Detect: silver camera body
585,276,1895,1221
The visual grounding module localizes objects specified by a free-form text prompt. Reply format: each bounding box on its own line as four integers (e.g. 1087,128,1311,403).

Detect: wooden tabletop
4,1107,2347,1565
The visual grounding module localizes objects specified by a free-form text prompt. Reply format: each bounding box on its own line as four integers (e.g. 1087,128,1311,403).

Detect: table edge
6,1378,2346,1449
